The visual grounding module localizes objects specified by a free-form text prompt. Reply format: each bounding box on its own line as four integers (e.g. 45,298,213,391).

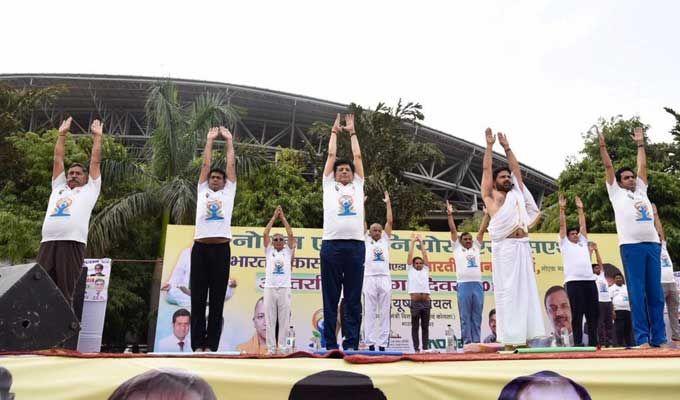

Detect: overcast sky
3,0,679,177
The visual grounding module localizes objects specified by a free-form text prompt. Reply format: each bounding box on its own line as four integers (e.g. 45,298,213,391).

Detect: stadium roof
0,73,557,215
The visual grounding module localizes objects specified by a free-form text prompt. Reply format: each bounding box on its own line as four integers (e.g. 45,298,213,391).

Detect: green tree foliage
537,115,680,264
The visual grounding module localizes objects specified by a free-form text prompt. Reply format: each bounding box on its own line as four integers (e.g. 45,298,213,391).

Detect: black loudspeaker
0,263,80,351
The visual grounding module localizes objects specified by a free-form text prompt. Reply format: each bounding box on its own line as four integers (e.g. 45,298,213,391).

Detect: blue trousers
457,281,484,344
620,242,667,346
320,239,365,350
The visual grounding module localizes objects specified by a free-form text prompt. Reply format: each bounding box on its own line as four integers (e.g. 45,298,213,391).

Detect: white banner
77,258,112,352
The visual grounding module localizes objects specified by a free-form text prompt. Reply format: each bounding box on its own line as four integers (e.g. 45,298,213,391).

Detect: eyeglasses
272,238,284,242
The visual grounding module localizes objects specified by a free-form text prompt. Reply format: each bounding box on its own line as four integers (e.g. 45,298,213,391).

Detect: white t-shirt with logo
609,284,631,311
595,271,611,302
560,234,596,283
322,173,365,241
364,232,390,276
606,178,659,245
407,265,430,294
453,239,482,283
41,172,102,244
264,245,293,288
194,180,236,240
661,241,675,283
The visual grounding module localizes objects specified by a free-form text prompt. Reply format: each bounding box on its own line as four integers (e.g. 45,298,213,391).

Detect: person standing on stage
320,113,366,351
407,234,431,352
598,126,666,347
447,201,490,344
481,128,545,349
653,204,680,343
592,245,615,347
558,194,599,346
38,117,103,305
609,273,634,347
191,126,236,352
363,191,393,352
263,205,296,354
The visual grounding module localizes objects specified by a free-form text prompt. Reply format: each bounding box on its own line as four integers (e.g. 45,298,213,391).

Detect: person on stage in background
558,194,599,346
447,201,489,344
38,117,103,305
653,204,680,343
483,309,497,343
363,191,393,352
609,273,634,347
320,113,366,351
481,128,545,349
263,205,296,354
592,244,615,347
162,246,237,307
598,126,666,348
407,234,431,352
190,126,236,352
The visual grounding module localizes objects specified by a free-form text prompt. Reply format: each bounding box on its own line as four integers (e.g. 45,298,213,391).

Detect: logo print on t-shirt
466,254,477,268
634,202,653,222
50,197,72,217
273,259,285,275
337,195,357,216
372,247,385,262
662,256,671,268
599,282,608,293
205,200,224,221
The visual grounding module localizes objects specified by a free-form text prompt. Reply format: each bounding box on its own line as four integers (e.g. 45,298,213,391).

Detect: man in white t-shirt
263,206,296,354
190,126,237,352
591,246,615,347
447,201,490,344
37,117,103,305
363,191,393,352
653,204,680,342
320,114,366,351
156,308,192,353
557,194,599,346
609,273,634,347
599,126,666,347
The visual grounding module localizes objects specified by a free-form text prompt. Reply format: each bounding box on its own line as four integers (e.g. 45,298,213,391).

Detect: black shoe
368,345,375,351
379,346,385,352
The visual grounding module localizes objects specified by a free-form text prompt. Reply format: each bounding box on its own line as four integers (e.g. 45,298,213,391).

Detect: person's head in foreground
544,286,572,334
498,370,592,400
108,369,216,400
288,370,387,400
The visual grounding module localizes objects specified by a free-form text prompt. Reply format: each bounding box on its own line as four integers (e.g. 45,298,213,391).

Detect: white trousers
264,287,291,351
491,238,546,345
363,275,391,347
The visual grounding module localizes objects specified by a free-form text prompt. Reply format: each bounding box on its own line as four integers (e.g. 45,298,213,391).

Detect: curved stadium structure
0,74,556,226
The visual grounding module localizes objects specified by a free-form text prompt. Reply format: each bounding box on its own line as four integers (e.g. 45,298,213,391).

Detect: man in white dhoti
481,128,545,348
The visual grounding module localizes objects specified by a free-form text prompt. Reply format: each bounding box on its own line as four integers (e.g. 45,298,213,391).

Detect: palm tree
87,81,264,257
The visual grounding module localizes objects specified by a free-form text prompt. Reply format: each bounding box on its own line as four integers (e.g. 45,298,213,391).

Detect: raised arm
476,207,490,244
263,207,279,248
345,114,364,179
590,242,603,269
481,128,495,207
53,117,71,179
383,191,393,236
597,127,615,185
497,132,524,191
417,234,430,266
446,200,458,242
407,235,416,265
220,126,236,183
199,128,219,184
89,119,103,180
575,195,587,238
652,204,665,242
279,206,296,250
558,193,567,240
632,127,647,184
323,114,342,177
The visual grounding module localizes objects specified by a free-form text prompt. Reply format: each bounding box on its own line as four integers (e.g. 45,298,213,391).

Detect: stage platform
2,348,680,399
